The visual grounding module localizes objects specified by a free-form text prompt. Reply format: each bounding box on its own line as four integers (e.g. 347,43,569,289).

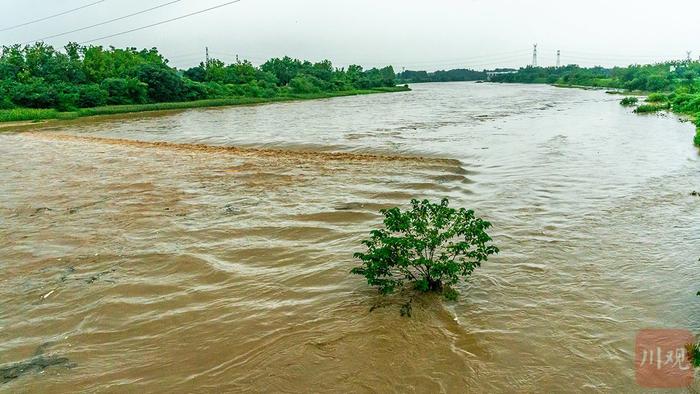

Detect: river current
1,82,699,392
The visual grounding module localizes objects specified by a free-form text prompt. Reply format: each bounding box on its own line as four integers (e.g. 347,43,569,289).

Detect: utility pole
205,46,210,69
556,50,561,68
532,44,538,67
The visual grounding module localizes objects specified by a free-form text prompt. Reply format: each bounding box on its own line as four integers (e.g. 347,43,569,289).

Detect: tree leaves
352,198,499,299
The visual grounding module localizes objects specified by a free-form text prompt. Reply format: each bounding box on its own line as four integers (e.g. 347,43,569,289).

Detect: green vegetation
487,62,700,146
634,103,669,113
687,287,700,367
0,87,408,123
646,93,669,103
687,343,700,367
620,96,638,106
0,108,61,122
351,198,499,301
0,42,404,122
397,68,489,83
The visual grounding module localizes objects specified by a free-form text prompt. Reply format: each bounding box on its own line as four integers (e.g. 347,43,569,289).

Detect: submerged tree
352,198,498,300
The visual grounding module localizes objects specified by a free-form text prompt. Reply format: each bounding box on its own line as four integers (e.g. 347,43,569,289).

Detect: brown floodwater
1,82,699,392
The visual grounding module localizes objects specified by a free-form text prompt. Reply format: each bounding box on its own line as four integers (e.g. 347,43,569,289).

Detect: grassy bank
613,92,700,146
553,85,699,147
0,86,410,124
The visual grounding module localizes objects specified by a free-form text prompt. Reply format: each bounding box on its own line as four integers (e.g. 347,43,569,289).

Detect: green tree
101,78,148,105
183,64,207,82
288,75,318,94
352,198,499,299
136,63,185,102
0,42,402,111
261,56,304,86
78,84,108,107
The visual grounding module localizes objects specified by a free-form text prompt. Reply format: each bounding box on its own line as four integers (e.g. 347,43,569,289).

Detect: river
1,82,699,392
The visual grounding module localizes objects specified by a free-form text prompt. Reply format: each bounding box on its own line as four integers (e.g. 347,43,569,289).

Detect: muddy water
1,82,699,392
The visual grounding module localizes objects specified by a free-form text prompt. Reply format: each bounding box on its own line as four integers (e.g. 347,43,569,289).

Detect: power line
22,0,183,45
78,0,243,44
1,0,107,32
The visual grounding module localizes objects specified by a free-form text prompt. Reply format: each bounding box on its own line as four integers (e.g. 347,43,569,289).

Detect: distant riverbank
488,63,700,147
0,86,410,127
551,83,700,146
0,43,406,128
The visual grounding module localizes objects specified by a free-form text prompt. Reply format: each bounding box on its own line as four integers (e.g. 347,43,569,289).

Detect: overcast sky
1,0,698,71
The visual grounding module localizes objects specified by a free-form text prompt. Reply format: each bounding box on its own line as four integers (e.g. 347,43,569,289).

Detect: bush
694,130,700,147
136,63,186,103
0,108,59,122
646,93,668,103
289,74,322,94
646,75,668,91
182,78,209,101
634,103,668,113
0,97,14,109
11,80,57,108
678,96,700,113
55,92,79,111
101,78,148,105
351,198,499,299
687,342,700,367
78,84,108,107
620,96,638,106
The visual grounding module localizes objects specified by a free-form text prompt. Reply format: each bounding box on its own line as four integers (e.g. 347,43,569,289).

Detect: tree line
0,42,399,110
489,62,700,92
397,68,488,83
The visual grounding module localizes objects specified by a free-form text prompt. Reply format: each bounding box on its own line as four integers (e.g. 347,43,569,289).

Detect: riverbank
542,83,700,147
488,63,700,147
615,91,700,147
0,86,410,126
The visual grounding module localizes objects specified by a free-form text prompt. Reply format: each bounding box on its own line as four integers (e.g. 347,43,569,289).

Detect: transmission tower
532,44,538,67
687,51,692,62
205,46,210,68
556,50,561,68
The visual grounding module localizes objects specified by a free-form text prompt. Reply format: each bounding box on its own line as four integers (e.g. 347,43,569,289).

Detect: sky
1,0,698,71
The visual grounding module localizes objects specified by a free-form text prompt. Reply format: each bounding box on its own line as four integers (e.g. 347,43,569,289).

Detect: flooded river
1,82,699,392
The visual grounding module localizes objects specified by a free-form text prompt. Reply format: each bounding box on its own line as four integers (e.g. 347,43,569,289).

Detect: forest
489,62,700,92
0,42,399,113
397,68,487,83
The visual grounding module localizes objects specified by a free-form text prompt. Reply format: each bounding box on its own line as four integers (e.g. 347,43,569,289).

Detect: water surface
1,82,699,392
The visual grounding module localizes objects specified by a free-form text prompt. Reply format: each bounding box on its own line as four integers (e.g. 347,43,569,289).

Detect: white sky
1,0,698,71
